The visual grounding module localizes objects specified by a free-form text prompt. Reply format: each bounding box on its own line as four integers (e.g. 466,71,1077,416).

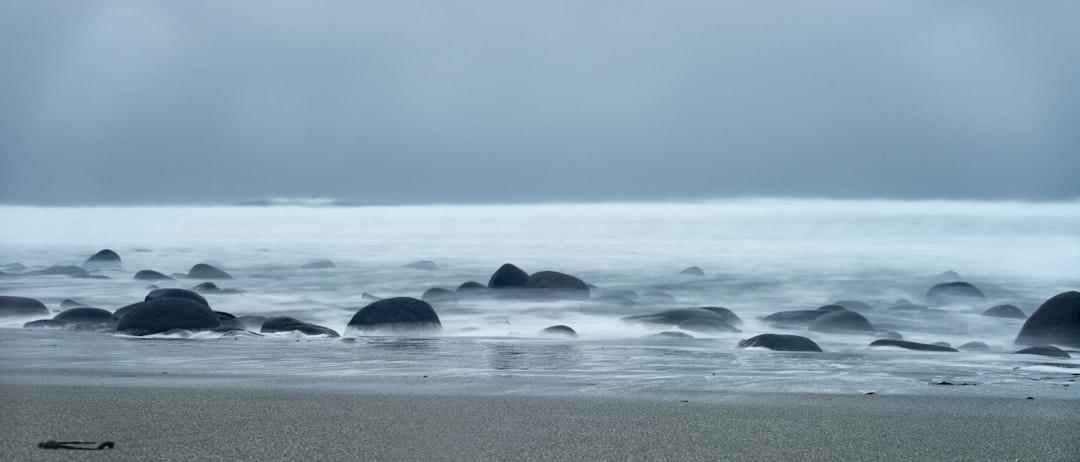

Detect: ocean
1,199,1078,399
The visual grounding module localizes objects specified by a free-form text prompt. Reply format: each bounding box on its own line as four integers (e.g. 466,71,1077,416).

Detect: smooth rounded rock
145,288,209,307
958,341,991,352
456,281,487,293
346,297,441,334
525,271,590,298
54,307,114,324
809,310,875,334
1015,291,1080,348
191,282,221,294
983,304,1026,319
868,339,958,352
679,266,705,276
403,260,440,271
926,281,985,306
84,249,121,269
1015,345,1071,358
134,270,173,281
187,263,232,280
738,334,823,352
762,310,827,329
488,263,529,289
261,316,340,337
623,308,734,326
540,325,578,338
115,298,221,336
0,296,50,317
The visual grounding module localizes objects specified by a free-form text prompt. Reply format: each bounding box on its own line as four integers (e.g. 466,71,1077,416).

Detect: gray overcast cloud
1,1,1077,205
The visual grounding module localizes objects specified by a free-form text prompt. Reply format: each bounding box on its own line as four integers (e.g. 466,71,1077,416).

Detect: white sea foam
1,199,1077,397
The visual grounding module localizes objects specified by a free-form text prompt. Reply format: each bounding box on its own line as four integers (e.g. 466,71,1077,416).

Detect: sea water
1,199,1078,399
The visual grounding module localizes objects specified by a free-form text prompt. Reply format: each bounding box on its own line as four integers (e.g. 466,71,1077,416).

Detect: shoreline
2,383,1076,461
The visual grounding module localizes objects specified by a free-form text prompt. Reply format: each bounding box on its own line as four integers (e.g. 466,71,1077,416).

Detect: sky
1,1,1077,205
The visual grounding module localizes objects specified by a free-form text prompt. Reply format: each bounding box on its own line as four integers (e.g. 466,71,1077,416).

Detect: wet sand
1,382,1076,461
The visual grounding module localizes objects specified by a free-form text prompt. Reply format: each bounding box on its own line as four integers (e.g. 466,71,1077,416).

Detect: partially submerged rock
539,325,578,338
134,270,173,281
926,281,985,306
0,296,50,317
868,339,958,352
346,297,441,335
145,288,210,307
115,298,221,336
738,334,822,352
488,263,529,289
1014,345,1071,358
983,304,1026,319
679,266,705,276
261,316,340,337
187,263,232,280
84,249,121,270
403,260,440,271
1014,291,1080,348
808,310,875,334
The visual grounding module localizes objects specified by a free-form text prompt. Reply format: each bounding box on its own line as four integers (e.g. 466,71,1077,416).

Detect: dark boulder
260,316,340,337
488,263,529,289
868,339,958,352
539,325,578,338
187,263,232,279
54,307,114,324
300,260,335,269
762,310,828,329
679,266,705,276
115,298,221,336
421,288,458,303
191,282,221,294
403,260,440,271
701,307,743,326
145,288,209,307
645,331,695,339
926,281,985,306
1014,346,1071,358
84,249,121,270
738,334,822,352
0,296,49,317
524,271,589,298
676,318,740,334
346,297,441,334
1014,291,1080,348
809,310,875,334
134,270,173,281
61,299,88,308
983,304,1026,319
958,341,991,352
623,308,734,326
456,281,487,293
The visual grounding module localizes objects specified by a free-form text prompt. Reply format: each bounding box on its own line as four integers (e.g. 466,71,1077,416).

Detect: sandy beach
2,381,1076,461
